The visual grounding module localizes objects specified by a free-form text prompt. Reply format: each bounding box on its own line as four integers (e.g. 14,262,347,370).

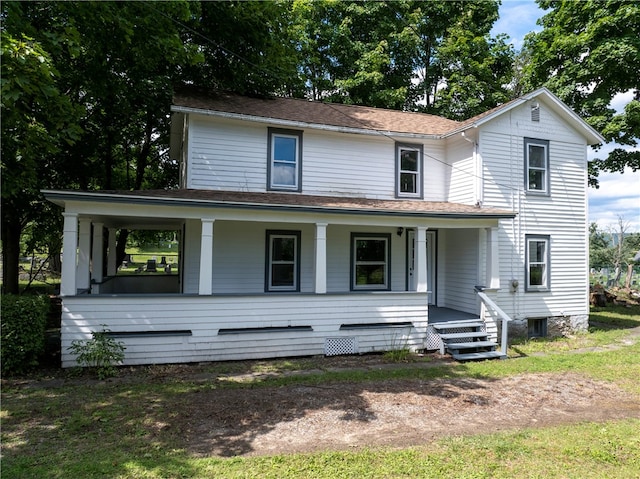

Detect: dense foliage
1,0,638,292
522,0,640,187
0,294,49,375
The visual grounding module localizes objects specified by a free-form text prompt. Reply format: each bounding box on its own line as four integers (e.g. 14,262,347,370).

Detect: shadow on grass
589,304,640,331
1,358,487,476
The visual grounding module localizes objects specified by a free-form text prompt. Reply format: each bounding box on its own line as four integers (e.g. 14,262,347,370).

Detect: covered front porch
45,189,514,367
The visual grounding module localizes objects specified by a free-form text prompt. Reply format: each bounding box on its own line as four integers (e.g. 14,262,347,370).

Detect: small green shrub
68,327,126,379
1,294,49,375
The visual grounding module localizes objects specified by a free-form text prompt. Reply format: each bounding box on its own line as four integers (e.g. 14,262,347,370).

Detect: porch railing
476,289,512,356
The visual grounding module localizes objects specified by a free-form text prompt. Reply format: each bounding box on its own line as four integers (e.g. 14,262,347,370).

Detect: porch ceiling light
397,227,404,236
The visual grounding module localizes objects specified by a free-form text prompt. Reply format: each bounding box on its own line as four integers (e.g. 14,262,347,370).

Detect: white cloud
491,1,545,50
589,167,640,232
610,90,635,114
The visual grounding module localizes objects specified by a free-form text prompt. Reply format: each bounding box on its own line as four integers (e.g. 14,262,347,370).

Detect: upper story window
351,233,391,291
396,143,423,198
268,128,302,192
525,235,550,291
525,138,549,195
266,230,300,292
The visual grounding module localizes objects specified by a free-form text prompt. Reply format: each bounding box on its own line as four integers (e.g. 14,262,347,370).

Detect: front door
407,230,436,304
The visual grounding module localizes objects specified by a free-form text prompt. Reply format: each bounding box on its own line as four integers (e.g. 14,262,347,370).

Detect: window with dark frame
396,143,423,198
525,138,549,194
268,128,302,191
266,230,300,292
525,235,550,291
351,234,391,290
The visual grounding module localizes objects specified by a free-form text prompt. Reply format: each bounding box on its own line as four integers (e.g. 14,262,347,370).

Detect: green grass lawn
2,305,639,478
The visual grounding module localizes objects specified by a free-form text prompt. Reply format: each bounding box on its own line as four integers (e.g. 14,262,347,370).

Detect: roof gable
172,87,604,144
448,88,604,145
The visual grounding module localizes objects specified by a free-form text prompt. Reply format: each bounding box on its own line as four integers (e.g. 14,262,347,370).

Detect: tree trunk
624,264,633,289
1,209,22,295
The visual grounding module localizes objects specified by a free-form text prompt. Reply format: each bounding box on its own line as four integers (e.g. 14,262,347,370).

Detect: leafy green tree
292,0,513,116
1,29,83,294
184,1,304,97
522,0,640,187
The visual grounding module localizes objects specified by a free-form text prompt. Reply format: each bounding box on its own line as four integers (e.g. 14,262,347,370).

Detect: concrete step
451,350,506,361
446,340,497,351
431,320,484,331
439,331,489,341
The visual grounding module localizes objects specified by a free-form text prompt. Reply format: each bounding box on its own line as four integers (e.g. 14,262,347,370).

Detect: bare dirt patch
173,371,640,457
6,354,640,458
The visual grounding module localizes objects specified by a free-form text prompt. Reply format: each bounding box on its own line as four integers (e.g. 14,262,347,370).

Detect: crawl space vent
324,337,358,356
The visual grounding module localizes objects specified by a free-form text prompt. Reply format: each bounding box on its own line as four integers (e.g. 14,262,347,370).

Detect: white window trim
524,138,550,195
396,143,423,198
351,234,391,291
266,230,300,292
525,235,550,292
268,128,302,192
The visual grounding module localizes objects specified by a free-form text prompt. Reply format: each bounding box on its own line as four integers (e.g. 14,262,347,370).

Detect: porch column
77,218,91,292
61,213,78,296
198,218,215,295
314,223,327,294
415,226,428,292
91,222,104,293
487,227,500,289
107,228,117,276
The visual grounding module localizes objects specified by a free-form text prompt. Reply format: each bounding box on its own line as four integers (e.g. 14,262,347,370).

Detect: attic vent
531,102,540,122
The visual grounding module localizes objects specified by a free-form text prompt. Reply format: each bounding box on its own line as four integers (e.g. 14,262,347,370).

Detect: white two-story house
45,87,604,366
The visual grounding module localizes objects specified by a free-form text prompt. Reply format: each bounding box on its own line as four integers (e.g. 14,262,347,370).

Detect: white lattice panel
426,324,486,351
324,337,358,356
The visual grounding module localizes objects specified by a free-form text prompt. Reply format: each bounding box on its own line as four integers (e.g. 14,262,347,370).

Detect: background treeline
2,0,639,294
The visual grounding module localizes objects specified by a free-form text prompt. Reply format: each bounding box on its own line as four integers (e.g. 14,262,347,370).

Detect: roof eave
42,190,516,220
170,105,443,140
444,88,605,145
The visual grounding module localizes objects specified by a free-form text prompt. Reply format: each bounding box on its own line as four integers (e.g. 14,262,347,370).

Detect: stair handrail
476,289,512,356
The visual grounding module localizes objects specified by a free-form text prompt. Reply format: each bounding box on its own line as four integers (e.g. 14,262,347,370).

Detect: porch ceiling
43,189,516,222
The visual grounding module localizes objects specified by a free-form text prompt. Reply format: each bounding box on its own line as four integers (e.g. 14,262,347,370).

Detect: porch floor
429,306,478,324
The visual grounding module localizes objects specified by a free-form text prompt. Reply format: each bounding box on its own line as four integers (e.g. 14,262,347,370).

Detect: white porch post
107,228,117,276
415,226,428,292
198,218,215,295
314,223,328,294
77,218,91,292
91,222,104,293
487,227,500,289
61,213,78,296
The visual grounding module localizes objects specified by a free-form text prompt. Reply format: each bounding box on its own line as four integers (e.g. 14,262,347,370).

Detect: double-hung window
396,143,423,198
266,230,300,292
525,138,549,194
268,128,302,191
525,235,550,291
351,234,391,290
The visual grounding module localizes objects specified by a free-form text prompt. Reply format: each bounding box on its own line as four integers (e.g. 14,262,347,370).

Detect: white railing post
476,289,511,357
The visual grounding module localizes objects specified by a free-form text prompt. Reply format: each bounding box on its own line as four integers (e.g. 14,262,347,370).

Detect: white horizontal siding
185,115,451,201
446,137,475,204
439,229,479,314
61,293,429,366
479,100,589,320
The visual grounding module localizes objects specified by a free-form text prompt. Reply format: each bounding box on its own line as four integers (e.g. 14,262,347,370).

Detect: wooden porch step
438,331,488,341
431,320,484,331
446,340,497,351
451,351,506,361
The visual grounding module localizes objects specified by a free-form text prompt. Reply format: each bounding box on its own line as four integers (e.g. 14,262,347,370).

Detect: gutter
170,105,443,140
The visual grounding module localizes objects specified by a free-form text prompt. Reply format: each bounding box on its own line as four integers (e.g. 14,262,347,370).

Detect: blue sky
492,0,640,233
